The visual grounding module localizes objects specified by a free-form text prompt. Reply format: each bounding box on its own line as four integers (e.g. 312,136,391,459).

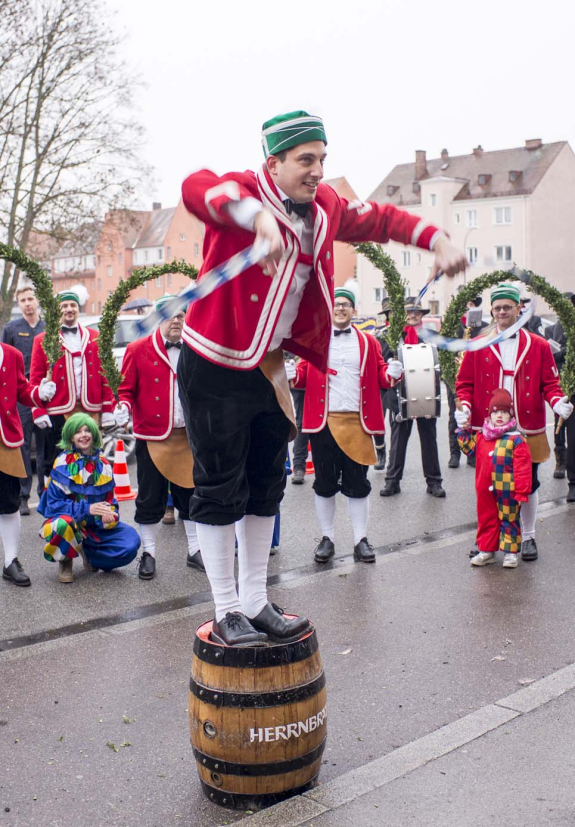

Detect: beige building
357,140,575,317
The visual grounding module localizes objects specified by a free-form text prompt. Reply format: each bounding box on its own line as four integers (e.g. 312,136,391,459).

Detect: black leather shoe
427,482,446,498
248,603,311,643
448,453,460,469
374,447,386,471
291,468,305,485
138,552,156,580
354,538,375,563
567,484,575,503
19,498,30,516
314,536,335,563
211,612,268,647
186,550,206,572
380,481,401,496
2,558,31,587
521,538,538,561
467,455,476,468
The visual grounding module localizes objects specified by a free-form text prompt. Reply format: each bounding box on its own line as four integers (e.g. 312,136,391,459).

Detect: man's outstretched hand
428,237,468,283
254,209,283,277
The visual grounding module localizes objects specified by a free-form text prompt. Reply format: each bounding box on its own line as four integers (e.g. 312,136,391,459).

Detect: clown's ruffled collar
50,450,115,495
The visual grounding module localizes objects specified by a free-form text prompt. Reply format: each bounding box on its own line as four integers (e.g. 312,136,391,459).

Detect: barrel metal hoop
193,737,326,777
189,671,326,709
193,629,319,667
200,775,320,810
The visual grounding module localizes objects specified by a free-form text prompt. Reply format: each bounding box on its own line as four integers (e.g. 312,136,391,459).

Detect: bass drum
395,342,441,421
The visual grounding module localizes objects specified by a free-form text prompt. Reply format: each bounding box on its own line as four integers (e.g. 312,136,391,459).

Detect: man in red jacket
116,296,204,581
1,343,55,586
30,291,115,483
177,110,467,646
294,287,403,562
456,282,573,561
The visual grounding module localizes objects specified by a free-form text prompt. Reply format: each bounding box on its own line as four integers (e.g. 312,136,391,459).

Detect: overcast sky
110,0,575,208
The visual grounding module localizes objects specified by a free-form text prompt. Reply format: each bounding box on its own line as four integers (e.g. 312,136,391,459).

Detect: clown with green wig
176,110,467,647
37,413,140,582
30,290,115,486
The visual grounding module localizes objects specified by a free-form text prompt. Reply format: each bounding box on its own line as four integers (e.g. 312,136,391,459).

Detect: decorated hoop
355,243,407,356
0,244,62,371
97,260,199,400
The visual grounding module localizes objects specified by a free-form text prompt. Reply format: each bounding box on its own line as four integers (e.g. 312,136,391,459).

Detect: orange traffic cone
113,439,137,501
305,442,315,475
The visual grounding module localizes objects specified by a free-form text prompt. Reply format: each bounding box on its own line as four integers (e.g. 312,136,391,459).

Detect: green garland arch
438,268,575,402
355,242,407,355
97,260,198,399
0,244,62,368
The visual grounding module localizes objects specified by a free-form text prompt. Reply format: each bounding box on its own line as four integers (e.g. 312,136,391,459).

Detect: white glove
386,359,404,381
553,396,574,420
455,408,470,428
101,412,115,428
284,359,296,382
35,414,52,429
38,378,57,401
114,404,130,427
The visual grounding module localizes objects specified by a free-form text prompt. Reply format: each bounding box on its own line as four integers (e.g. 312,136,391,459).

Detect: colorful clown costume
38,449,139,571
458,428,532,554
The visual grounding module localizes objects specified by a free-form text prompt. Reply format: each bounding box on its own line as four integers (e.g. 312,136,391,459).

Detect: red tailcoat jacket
293,326,391,435
456,329,564,435
0,343,44,448
30,325,114,421
181,165,442,373
118,329,181,441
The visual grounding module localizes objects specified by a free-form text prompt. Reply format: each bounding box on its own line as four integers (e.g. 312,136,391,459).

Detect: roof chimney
525,138,542,150
441,148,449,162
152,202,162,210
473,145,483,158
415,150,427,180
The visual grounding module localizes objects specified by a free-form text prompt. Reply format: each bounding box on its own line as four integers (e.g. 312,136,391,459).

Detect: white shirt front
163,338,185,429
497,329,519,395
61,326,83,397
328,326,361,412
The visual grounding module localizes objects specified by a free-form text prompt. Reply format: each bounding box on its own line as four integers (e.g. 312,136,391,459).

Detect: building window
180,233,186,242
97,278,102,291
194,243,200,257
401,251,411,267
374,287,384,302
494,206,512,224
416,253,422,264
429,300,439,315
144,250,149,262
158,248,163,261
429,193,437,207
118,253,123,264
466,210,478,228
107,265,112,277
167,246,171,260
453,212,461,225
467,247,478,264
107,290,112,296
495,245,513,262
98,301,102,312
97,256,101,266
167,274,172,287
155,277,161,288
107,241,112,252
90,302,95,314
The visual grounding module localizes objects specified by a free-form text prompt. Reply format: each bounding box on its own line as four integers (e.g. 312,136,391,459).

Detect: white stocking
0,512,20,568
139,523,158,558
196,523,241,621
237,514,274,618
521,490,539,540
184,520,200,555
315,494,336,541
347,496,370,545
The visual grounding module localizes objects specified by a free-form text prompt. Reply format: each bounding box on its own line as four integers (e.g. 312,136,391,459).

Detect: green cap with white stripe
261,111,327,158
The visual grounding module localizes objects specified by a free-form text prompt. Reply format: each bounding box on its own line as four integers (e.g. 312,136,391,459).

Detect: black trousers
290,388,308,471
385,414,442,484
553,394,575,484
17,403,46,499
310,425,371,499
42,415,67,483
134,439,193,524
445,385,460,458
0,469,21,515
177,346,291,525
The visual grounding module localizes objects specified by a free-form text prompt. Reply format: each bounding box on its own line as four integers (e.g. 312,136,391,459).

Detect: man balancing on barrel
177,110,467,647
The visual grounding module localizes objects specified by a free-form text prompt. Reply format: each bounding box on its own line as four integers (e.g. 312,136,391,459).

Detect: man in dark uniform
545,292,575,501
0,286,46,514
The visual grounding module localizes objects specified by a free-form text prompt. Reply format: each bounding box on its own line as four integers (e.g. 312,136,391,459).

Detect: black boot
567,484,575,503
427,482,446,498
374,445,386,471
554,448,567,479
380,480,401,496
448,453,460,469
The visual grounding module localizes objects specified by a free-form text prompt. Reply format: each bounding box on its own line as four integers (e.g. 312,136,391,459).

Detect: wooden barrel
189,619,327,810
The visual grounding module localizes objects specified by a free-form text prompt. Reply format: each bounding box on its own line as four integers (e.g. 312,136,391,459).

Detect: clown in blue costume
38,413,140,582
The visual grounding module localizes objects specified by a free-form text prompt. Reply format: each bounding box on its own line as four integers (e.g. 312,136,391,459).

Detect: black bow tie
283,198,309,219
165,341,182,350
334,328,352,337
61,326,78,335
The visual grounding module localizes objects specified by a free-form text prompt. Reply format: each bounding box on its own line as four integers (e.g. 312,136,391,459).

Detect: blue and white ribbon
135,240,271,336
416,270,443,304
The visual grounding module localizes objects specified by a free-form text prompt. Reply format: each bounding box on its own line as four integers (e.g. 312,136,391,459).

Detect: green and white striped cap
261,110,327,158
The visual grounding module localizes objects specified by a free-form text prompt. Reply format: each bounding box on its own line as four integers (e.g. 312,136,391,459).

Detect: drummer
380,297,446,498
293,286,404,562
115,296,205,580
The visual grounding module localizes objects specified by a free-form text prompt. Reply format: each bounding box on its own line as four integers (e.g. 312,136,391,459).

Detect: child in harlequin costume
458,389,532,569
38,413,140,583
